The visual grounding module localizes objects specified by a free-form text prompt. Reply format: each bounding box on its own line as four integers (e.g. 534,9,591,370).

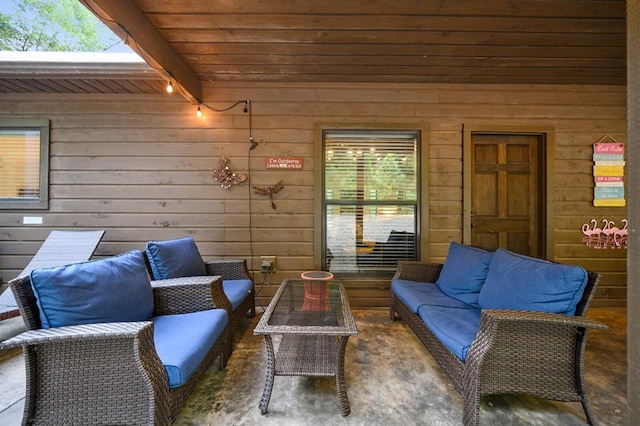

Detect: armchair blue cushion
153,308,228,388
435,242,493,307
222,279,254,312
30,250,154,328
146,236,207,280
478,248,588,315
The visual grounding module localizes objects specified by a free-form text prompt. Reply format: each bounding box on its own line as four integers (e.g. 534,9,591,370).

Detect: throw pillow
477,248,588,315
30,250,154,328
145,235,207,280
435,241,493,307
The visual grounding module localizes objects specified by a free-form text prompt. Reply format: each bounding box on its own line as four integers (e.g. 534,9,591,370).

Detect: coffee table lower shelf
258,333,352,416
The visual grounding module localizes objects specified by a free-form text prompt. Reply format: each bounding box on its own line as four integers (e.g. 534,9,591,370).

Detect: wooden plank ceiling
1,0,628,96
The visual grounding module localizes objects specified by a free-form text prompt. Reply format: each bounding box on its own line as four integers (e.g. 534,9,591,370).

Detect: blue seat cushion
435,242,493,308
478,248,588,315
392,279,474,313
30,250,154,329
222,279,253,312
146,236,207,280
152,309,228,388
418,304,481,361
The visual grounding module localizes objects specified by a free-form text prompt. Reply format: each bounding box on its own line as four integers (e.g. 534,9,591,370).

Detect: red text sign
265,157,304,169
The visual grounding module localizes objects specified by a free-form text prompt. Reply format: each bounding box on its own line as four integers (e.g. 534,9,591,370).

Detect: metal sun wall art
212,155,247,189
581,218,628,249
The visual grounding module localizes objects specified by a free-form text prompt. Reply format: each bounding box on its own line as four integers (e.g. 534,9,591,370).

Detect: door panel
470,133,543,257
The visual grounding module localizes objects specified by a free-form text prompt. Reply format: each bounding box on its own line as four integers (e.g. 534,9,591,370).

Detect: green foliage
0,0,118,51
325,150,416,202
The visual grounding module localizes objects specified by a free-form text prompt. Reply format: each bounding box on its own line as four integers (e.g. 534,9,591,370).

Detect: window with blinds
323,129,419,275
0,119,50,209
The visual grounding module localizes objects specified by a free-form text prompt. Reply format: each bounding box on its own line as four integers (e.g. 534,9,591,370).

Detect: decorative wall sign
265,156,304,169
253,180,284,209
581,218,627,249
212,155,247,189
592,135,625,206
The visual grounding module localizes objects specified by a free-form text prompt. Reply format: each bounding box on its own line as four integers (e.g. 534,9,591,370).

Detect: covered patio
1,0,639,424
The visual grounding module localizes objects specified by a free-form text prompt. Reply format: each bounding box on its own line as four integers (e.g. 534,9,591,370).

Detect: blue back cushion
435,242,493,307
146,236,207,280
478,248,588,315
30,250,154,329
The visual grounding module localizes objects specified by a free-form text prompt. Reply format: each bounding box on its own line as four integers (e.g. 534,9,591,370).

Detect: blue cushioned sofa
145,235,255,336
389,242,608,426
1,250,231,426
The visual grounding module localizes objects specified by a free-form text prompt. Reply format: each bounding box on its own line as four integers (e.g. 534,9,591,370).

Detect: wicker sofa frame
1,273,232,426
389,260,608,426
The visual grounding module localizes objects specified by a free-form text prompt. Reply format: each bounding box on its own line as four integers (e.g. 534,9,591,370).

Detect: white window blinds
324,130,419,274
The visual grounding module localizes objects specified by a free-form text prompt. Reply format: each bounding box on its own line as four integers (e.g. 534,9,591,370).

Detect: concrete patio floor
0,307,627,425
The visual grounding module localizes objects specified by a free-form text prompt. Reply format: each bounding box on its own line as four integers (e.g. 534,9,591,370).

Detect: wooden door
470,133,545,257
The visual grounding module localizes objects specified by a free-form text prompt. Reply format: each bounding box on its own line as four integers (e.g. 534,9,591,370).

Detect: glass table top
254,279,357,335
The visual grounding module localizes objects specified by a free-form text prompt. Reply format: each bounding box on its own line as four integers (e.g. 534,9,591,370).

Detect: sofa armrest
205,259,252,281
151,275,232,316
393,261,443,283
465,308,608,381
0,321,152,350
479,309,608,330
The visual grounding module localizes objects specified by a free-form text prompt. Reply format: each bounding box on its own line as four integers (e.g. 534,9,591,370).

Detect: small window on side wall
0,119,50,209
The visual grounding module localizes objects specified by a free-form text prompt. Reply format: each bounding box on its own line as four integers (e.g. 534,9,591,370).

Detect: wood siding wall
0,82,627,308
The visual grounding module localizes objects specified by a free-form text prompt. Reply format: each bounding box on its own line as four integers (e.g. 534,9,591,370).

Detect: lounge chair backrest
0,230,105,321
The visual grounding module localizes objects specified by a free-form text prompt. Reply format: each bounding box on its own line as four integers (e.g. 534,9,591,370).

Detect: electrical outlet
260,256,276,273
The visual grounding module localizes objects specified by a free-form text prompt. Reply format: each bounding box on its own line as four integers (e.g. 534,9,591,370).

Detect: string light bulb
196,104,203,117
166,76,173,93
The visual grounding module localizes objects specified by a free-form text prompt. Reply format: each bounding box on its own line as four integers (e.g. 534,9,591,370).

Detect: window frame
317,125,426,276
0,118,50,210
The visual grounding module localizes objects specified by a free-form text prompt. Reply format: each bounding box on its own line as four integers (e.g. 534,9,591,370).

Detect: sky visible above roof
0,0,134,54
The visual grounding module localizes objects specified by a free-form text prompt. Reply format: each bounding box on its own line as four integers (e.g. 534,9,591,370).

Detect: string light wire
81,0,263,306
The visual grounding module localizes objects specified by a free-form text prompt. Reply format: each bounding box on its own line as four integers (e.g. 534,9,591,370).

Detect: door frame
462,125,555,259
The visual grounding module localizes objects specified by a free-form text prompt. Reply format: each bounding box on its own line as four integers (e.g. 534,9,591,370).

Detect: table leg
259,335,276,414
336,335,351,416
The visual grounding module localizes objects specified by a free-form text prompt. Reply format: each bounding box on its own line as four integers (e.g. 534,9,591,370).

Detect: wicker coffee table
253,277,358,416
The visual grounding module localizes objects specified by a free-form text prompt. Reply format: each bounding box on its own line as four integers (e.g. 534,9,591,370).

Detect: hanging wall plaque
592,135,625,207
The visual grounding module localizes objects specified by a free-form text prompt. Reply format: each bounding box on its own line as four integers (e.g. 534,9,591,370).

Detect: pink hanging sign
593,143,624,154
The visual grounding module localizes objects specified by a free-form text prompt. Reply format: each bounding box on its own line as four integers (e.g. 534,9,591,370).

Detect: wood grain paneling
0,81,627,307
75,1,628,88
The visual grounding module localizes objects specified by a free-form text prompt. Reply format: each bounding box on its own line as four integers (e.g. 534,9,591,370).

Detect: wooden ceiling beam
82,0,202,103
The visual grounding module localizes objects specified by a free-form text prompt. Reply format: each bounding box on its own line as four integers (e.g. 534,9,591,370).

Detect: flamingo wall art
581,218,628,249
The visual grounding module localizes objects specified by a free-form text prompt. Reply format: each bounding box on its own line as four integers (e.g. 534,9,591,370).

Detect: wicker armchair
390,260,608,426
1,273,231,426
144,236,256,336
